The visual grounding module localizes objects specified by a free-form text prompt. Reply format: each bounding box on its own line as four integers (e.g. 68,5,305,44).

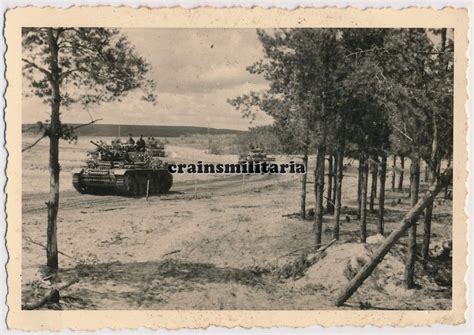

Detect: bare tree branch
71,118,103,131
22,119,103,152
392,124,414,143
438,113,453,127
22,135,47,152
22,124,40,133
22,58,51,77
345,47,381,58
24,235,73,259
59,67,88,81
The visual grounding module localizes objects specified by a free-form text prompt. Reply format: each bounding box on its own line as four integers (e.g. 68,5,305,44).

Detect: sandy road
21,136,453,310
22,171,316,310
21,164,453,310
22,173,287,214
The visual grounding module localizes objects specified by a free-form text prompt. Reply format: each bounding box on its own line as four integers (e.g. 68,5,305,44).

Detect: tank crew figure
149,136,158,149
111,138,122,149
137,135,146,152
127,134,135,145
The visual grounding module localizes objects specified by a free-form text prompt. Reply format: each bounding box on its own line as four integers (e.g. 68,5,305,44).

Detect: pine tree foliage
22,28,156,270
229,28,453,286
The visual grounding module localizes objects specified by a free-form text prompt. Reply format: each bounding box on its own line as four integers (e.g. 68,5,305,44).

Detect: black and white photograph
19,26,457,312
2,5,469,331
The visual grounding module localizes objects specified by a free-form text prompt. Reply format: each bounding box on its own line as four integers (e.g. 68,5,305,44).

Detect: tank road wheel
123,173,139,196
72,172,89,194
163,172,173,193
137,182,146,196
130,173,148,197
77,185,89,194
74,184,89,194
153,175,161,195
155,170,173,194
139,176,147,196
129,183,138,197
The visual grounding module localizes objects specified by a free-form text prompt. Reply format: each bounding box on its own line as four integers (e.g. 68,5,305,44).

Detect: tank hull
72,168,173,196
238,149,275,164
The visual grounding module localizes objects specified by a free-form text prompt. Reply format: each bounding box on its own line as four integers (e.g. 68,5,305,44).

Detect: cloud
22,82,272,131
122,28,267,94
22,28,274,131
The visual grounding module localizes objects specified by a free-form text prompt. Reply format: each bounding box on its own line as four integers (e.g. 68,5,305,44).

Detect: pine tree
22,28,155,270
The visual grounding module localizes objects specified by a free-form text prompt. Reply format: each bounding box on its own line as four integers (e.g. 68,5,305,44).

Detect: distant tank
72,140,172,196
145,138,166,158
238,147,276,164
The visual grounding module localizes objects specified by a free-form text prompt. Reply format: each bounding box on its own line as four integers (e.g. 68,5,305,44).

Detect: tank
145,138,166,158
72,140,173,196
238,147,276,164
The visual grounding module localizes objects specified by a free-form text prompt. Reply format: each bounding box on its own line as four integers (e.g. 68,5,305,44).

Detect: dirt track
21,136,453,310
22,174,277,214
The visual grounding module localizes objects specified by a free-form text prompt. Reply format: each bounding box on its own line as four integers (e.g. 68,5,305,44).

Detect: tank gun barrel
90,140,112,153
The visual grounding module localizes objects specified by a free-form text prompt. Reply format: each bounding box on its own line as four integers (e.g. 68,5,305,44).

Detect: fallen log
280,238,337,261
335,169,452,307
278,238,337,280
307,238,337,264
22,278,79,310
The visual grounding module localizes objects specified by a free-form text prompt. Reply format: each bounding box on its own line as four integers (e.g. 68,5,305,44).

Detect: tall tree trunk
46,28,61,270
331,154,337,209
398,155,405,191
422,108,441,259
360,153,369,243
333,141,345,240
444,154,452,199
378,154,387,235
357,157,363,220
314,95,327,247
335,169,452,306
404,154,420,288
300,148,308,220
326,155,334,214
314,146,326,247
373,160,378,199
422,193,434,259
369,158,378,213
391,155,397,191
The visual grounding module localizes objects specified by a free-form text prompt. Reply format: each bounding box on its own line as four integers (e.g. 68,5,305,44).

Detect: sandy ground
21,135,452,310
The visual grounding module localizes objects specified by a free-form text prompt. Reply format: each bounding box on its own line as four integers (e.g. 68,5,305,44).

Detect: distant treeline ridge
22,123,247,137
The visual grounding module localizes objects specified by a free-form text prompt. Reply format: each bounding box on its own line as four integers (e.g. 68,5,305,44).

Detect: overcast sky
22,28,452,131
22,28,273,131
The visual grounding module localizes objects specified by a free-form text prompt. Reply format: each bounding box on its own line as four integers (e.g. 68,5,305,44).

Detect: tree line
230,28,453,289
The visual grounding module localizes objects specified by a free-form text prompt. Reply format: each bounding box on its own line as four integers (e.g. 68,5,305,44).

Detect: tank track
73,169,173,196
72,171,84,193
